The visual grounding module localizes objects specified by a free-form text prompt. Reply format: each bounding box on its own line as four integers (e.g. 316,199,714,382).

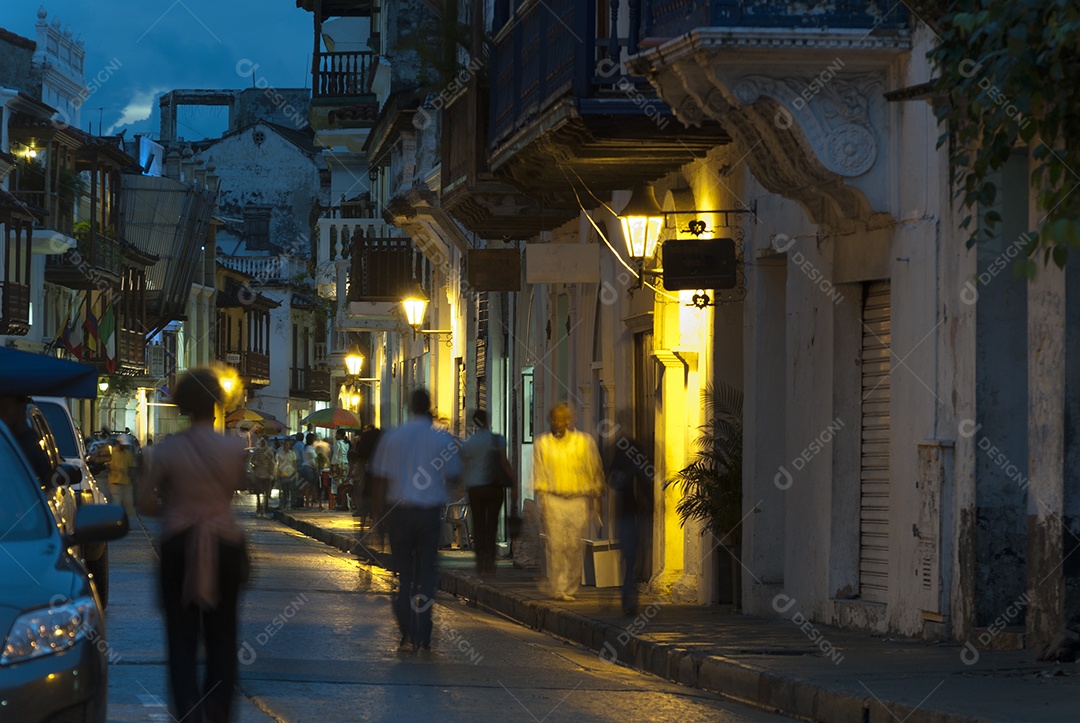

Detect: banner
100,306,116,373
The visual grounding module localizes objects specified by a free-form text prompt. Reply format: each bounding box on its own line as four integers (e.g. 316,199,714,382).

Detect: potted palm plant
665,380,743,609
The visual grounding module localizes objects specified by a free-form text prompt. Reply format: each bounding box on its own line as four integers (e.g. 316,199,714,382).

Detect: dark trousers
617,514,639,612
388,505,441,647
160,530,245,723
468,483,504,575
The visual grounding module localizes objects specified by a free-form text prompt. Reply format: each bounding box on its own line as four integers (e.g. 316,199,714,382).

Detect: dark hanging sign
661,238,738,290
467,249,521,291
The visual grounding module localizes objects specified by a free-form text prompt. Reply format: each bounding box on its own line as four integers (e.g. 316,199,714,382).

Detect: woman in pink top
139,367,248,723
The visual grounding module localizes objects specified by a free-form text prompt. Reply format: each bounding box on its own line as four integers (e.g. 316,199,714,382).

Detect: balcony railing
312,50,376,99
10,189,74,236
0,282,30,335
218,255,307,285
347,234,416,302
647,0,909,36
224,350,270,385
47,232,126,284
291,367,331,400
86,327,146,375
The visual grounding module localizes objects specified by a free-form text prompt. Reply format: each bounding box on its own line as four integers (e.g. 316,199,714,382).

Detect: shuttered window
859,281,891,603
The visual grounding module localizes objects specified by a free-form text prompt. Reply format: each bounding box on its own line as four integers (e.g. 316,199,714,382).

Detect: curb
274,511,985,723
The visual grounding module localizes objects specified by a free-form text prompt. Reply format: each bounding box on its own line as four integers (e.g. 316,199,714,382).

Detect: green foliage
99,374,138,398
665,381,743,546
929,0,1080,267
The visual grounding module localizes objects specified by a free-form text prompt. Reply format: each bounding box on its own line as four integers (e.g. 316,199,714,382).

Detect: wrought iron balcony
291,367,331,401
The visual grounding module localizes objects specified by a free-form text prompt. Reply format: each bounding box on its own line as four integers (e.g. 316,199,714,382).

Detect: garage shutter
859,281,891,603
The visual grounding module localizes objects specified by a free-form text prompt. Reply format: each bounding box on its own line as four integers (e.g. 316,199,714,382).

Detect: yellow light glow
349,393,360,408
27,148,38,159
402,286,429,329
344,348,364,376
618,183,664,260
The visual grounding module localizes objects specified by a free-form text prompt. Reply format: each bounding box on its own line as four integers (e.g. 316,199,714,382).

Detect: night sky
0,1,314,139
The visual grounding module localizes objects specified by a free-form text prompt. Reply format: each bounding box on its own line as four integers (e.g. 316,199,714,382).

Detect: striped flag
62,298,84,358
100,306,116,373
83,307,99,355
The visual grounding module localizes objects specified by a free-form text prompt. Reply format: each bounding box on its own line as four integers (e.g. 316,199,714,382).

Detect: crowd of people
127,364,652,722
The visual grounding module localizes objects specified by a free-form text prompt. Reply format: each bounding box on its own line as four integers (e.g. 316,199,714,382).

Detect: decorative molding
622,311,653,333
627,29,904,229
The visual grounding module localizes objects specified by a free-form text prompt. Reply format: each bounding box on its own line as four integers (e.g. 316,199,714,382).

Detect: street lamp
618,183,665,263
344,346,364,376
401,281,429,337
97,377,109,395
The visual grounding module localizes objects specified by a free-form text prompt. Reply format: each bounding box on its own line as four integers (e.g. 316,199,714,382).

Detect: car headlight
1,596,98,665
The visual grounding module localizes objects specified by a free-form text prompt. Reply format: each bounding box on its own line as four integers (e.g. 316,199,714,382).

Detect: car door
26,406,78,537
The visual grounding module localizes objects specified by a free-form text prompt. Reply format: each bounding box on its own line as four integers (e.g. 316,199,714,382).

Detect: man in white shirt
370,388,462,650
533,402,604,602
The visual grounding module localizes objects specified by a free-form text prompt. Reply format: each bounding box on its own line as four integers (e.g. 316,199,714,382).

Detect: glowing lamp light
618,183,664,261
344,346,364,376
220,377,235,394
401,282,429,332
97,378,109,394
349,391,360,408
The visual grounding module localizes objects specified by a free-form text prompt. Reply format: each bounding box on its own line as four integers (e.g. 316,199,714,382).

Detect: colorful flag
100,306,116,373
83,307,99,356
62,297,84,358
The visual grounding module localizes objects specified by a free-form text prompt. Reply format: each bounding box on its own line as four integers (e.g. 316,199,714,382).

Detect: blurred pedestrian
274,440,296,510
108,437,136,518
369,389,461,651
355,424,384,524
533,402,604,602
250,437,275,515
137,367,249,723
300,433,319,508
331,429,350,510
607,426,654,615
461,409,511,576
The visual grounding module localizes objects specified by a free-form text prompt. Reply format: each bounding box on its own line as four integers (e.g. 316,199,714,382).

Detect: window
244,207,272,250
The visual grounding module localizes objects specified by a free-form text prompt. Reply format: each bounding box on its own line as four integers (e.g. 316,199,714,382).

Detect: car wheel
86,545,109,609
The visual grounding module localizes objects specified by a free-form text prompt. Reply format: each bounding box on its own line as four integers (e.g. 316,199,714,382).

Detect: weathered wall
973,153,1029,627
199,124,326,256
0,36,35,94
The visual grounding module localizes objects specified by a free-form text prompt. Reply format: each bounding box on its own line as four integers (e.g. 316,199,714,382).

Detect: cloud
106,88,165,134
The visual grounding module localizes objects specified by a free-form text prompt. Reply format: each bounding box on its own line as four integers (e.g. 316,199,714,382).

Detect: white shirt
370,415,462,507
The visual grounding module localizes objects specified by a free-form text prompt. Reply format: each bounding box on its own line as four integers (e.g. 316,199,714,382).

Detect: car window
36,401,78,459
0,436,53,540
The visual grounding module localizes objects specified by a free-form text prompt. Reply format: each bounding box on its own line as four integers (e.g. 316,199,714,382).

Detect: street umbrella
255,418,286,434
225,408,268,425
0,347,98,398
300,407,361,429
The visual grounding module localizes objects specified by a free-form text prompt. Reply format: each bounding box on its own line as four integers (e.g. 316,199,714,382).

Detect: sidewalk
274,509,1079,723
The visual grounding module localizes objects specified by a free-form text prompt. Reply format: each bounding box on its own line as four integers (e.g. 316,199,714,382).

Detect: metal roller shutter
859,281,891,603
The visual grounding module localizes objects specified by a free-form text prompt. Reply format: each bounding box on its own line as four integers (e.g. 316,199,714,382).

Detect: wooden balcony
309,50,379,132
10,189,74,237
441,79,567,238
346,233,416,302
224,350,271,388
0,282,30,336
488,0,729,209
45,232,126,288
86,327,146,376
647,0,909,36
291,367,331,401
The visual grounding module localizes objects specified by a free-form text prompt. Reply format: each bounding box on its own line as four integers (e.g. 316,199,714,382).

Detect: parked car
21,400,115,607
0,420,127,723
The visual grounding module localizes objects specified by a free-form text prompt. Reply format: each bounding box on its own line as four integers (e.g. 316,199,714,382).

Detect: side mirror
66,504,129,547
50,462,83,489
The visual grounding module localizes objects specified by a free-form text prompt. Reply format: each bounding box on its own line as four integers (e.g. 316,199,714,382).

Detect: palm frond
666,380,743,542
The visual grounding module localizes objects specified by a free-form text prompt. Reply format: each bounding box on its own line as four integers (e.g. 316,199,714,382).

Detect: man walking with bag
461,409,512,577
